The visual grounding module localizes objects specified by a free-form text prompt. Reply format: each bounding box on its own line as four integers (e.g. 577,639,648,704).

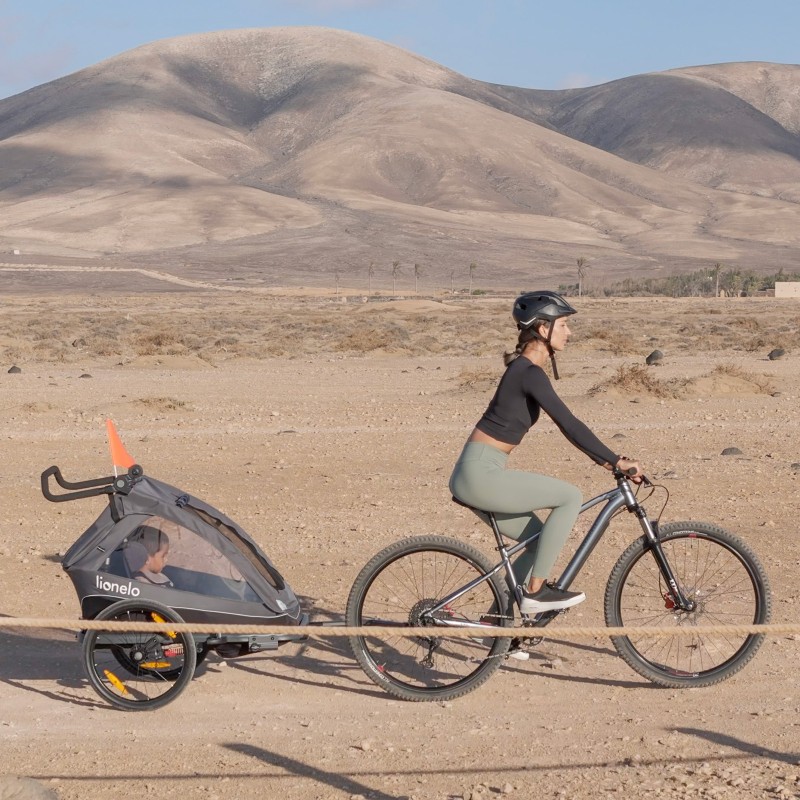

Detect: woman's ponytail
503,327,538,366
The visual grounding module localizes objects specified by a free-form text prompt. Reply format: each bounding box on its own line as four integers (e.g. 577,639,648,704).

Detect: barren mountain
517,63,800,199
1,28,798,289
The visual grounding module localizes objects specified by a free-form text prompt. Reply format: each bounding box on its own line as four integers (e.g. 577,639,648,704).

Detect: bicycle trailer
41,420,308,710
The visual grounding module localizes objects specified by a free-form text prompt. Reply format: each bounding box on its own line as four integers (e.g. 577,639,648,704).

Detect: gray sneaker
519,584,585,614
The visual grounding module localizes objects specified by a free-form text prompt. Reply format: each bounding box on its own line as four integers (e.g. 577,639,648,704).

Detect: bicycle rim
349,538,510,701
83,601,196,710
607,524,770,686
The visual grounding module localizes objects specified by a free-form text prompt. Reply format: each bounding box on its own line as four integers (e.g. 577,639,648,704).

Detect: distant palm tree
576,257,589,297
391,261,401,293
469,261,478,296
711,262,722,297
742,273,760,297
414,263,422,294
368,262,375,295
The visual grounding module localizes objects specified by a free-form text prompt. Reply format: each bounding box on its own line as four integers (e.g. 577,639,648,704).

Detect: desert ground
1,292,799,800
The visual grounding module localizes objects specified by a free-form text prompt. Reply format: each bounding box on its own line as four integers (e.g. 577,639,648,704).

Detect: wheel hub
408,598,452,626
408,598,452,647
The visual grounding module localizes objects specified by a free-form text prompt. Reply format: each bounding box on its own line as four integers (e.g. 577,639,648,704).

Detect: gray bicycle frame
425,475,692,628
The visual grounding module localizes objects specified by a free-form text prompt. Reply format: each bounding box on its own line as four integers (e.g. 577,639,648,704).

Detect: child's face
146,546,169,574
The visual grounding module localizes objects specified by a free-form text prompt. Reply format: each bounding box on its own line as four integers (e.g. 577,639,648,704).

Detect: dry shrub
456,365,498,390
706,363,775,394
589,364,684,399
20,401,53,413
731,317,761,332
333,322,410,353
2,296,796,365
582,327,640,355
79,336,122,357
412,334,445,354
740,333,791,353
134,330,182,355
142,331,179,347
134,397,191,412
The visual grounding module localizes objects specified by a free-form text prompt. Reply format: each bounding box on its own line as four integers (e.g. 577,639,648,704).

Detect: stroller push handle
41,465,144,503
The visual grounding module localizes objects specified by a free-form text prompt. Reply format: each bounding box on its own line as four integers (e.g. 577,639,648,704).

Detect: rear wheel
347,535,512,701
83,599,196,710
605,522,770,687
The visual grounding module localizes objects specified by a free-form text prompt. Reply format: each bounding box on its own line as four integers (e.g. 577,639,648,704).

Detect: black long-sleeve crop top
475,357,620,466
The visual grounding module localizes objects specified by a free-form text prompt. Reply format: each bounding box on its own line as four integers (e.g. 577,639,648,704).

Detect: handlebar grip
46,465,117,490
41,466,116,503
628,469,652,487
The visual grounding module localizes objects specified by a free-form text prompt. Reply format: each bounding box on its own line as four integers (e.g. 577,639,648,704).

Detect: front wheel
346,535,512,701
82,599,197,710
605,522,771,687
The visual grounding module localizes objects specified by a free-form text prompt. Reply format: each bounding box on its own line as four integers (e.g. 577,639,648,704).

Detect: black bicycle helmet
512,291,577,379
512,291,577,329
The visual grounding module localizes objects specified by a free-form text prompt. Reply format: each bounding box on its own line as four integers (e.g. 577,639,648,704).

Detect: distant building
775,282,800,298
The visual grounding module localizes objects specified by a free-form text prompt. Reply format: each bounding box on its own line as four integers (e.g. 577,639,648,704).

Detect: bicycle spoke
607,524,769,686
83,601,196,710
348,537,512,700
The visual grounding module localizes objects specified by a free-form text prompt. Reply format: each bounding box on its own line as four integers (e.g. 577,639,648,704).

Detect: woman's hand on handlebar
615,457,645,484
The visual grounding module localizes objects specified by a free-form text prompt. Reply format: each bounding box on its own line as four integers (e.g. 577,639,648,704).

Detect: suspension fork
622,482,696,612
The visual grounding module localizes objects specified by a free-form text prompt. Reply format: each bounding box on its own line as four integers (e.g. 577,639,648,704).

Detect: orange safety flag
106,419,136,474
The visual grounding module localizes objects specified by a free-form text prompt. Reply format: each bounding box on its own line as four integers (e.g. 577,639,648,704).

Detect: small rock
501,783,514,794
0,776,59,798
78,373,92,379
721,447,743,456
7,365,21,374
645,350,664,366
611,433,626,440
768,348,786,361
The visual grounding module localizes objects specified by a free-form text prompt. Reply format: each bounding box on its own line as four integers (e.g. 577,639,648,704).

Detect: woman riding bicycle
449,290,643,614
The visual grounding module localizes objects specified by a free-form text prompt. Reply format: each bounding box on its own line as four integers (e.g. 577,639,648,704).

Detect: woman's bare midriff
466,427,516,454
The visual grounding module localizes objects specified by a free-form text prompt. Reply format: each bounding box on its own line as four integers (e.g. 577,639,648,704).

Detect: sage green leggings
449,442,582,584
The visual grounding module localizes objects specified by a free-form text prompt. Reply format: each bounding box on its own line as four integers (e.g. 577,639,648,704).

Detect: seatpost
487,512,523,600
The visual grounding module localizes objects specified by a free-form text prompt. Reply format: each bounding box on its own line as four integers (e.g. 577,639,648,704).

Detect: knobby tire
604,522,771,688
347,535,512,701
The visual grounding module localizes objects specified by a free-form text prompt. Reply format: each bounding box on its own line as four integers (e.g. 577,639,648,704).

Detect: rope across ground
1,617,799,639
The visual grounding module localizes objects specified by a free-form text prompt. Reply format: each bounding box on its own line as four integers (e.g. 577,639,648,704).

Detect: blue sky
1,0,798,100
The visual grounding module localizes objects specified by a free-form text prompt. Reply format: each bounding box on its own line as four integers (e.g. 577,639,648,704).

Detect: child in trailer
125,525,174,587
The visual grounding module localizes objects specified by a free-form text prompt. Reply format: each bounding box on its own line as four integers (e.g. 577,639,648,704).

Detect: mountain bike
346,469,771,701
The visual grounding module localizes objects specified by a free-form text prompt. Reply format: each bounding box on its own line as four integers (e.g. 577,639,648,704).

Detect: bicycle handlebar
613,466,652,486
41,464,144,503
